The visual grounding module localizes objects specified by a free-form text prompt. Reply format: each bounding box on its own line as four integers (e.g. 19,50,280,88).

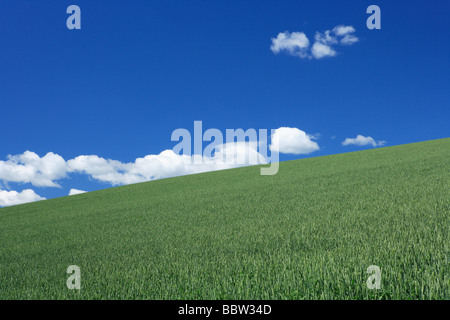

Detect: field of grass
0,138,449,299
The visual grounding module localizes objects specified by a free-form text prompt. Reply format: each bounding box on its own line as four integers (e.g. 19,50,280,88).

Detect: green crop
0,138,449,299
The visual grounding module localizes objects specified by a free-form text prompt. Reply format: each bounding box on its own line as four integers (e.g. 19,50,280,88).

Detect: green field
0,138,449,299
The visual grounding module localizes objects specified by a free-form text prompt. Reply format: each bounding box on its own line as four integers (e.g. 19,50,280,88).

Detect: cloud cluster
67,142,267,186
271,25,359,59
0,151,67,187
0,127,320,207
342,135,386,147
270,32,310,58
0,189,45,207
270,127,319,155
0,141,272,192
0,130,388,208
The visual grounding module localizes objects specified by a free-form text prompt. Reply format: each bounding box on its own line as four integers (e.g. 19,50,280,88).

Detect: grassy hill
0,138,449,299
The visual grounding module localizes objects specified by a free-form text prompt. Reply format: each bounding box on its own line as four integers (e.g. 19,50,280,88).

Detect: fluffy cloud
340,34,359,45
0,189,45,207
270,31,310,58
0,151,67,187
0,127,316,191
342,135,386,147
311,42,336,59
271,25,358,59
332,25,359,45
314,30,338,45
311,25,358,59
67,142,267,186
0,142,269,189
68,189,87,196
332,25,355,36
270,127,319,155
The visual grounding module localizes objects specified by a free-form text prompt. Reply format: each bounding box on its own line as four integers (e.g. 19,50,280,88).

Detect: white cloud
68,189,87,196
332,25,356,36
272,25,358,60
0,128,320,190
67,142,267,186
0,189,46,207
314,30,338,45
311,25,358,59
0,151,67,187
270,31,310,58
270,127,319,155
311,42,336,59
0,142,269,189
67,155,133,185
342,135,386,147
340,34,359,45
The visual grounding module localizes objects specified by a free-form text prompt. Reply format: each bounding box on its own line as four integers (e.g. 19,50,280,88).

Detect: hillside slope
0,138,449,299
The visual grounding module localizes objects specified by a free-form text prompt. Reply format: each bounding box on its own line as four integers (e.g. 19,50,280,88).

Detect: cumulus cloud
67,142,267,186
340,34,359,45
311,42,336,59
342,135,386,147
271,25,358,59
0,142,269,189
270,31,310,58
332,25,355,36
0,189,46,207
68,189,87,196
0,151,67,187
270,127,319,155
314,30,338,45
0,127,318,190
311,25,358,59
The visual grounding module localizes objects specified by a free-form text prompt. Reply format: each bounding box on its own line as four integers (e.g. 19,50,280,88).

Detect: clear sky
0,0,449,205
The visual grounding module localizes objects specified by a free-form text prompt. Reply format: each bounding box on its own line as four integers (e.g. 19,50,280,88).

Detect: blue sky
0,0,449,205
